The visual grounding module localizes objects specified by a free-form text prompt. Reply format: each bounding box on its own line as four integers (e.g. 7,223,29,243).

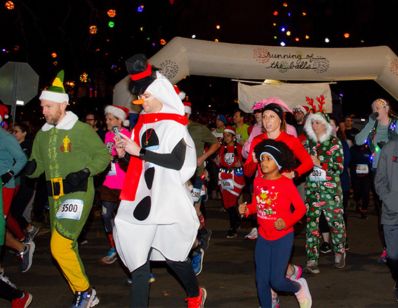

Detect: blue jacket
0,128,27,188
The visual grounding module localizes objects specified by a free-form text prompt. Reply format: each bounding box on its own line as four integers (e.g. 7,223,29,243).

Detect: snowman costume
113,71,199,273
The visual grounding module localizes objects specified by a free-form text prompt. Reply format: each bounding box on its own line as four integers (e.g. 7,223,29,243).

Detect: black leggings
226,206,241,231
131,259,199,307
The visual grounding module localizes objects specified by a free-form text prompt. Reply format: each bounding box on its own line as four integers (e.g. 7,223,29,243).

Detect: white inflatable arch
113,36,398,110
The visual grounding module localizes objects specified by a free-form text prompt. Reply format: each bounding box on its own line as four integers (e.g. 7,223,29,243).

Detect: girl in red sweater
239,139,312,308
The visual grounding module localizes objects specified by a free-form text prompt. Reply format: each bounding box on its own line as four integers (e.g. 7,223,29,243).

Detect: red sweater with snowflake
245,176,306,241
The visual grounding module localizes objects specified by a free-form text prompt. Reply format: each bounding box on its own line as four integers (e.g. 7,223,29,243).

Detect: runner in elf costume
303,100,346,274
113,54,206,308
217,126,245,238
26,70,110,308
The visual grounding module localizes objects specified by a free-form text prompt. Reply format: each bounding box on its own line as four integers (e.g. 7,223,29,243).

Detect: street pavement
1,198,397,307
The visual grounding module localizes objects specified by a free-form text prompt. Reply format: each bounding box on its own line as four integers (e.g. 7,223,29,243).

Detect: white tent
113,36,398,111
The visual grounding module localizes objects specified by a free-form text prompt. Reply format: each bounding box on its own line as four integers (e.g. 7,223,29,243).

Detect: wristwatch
139,148,146,158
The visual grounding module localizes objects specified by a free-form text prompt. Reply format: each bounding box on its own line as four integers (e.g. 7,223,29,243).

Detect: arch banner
113,36,398,108
238,82,332,113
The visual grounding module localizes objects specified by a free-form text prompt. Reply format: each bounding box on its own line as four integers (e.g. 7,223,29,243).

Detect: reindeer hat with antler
303,95,333,143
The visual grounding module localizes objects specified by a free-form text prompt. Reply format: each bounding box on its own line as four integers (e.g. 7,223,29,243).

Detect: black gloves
370,112,379,121
23,159,37,176
65,168,90,186
1,170,14,185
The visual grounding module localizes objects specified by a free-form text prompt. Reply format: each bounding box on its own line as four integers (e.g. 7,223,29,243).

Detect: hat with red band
125,54,157,96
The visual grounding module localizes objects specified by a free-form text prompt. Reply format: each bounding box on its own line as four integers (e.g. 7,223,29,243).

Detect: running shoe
335,253,346,269
26,225,40,242
186,287,207,308
71,288,99,308
320,242,332,254
18,242,35,273
289,265,303,280
0,269,16,288
100,247,117,265
11,291,32,308
226,229,237,239
378,248,388,264
244,227,258,240
295,278,312,308
304,260,320,274
191,249,204,276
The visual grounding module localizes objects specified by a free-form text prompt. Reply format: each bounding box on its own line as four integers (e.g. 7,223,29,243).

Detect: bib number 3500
56,199,84,220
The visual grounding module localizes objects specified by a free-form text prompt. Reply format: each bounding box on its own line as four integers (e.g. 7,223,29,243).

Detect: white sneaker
295,278,312,308
245,227,258,240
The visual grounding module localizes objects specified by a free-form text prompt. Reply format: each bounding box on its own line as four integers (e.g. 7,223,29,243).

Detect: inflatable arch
113,36,398,112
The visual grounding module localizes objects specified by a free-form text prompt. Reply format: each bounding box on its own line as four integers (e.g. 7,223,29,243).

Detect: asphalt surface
1,198,397,308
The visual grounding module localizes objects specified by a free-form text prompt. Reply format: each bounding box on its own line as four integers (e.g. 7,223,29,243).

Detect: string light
216,24,221,30
89,25,98,35
137,4,144,13
51,52,57,58
343,32,350,39
5,1,14,10
80,72,89,83
160,39,167,45
107,9,116,18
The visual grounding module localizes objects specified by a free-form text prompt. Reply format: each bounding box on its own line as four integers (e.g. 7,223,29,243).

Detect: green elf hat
39,70,69,104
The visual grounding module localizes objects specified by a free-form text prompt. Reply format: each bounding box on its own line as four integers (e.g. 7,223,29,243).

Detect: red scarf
120,113,188,201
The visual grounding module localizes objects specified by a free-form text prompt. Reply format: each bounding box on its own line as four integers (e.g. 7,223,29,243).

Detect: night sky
1,0,398,119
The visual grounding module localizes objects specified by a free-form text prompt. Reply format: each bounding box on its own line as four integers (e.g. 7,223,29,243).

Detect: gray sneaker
305,260,320,274
26,225,40,242
18,242,35,273
71,288,99,308
0,270,16,288
335,253,346,269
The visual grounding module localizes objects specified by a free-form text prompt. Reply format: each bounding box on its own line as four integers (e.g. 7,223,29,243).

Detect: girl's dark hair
254,139,297,172
14,122,30,135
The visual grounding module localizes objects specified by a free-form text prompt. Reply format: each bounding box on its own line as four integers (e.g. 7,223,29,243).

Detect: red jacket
246,176,306,240
243,131,313,178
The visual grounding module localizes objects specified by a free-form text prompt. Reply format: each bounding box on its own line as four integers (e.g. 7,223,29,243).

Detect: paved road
1,199,397,307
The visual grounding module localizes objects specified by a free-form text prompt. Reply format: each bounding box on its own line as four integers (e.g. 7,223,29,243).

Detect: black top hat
125,54,158,96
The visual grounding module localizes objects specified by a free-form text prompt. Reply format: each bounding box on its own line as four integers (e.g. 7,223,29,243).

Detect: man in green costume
27,70,110,308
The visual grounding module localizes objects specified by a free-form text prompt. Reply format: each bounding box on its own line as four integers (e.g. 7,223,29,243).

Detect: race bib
56,199,84,220
191,188,201,202
221,179,234,190
356,164,369,175
107,162,117,176
308,166,327,182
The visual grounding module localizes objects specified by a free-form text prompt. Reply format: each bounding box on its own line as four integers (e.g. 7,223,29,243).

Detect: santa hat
105,105,130,127
293,105,310,115
304,112,333,143
173,85,186,100
183,102,192,114
39,70,69,104
0,104,9,123
223,126,236,135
